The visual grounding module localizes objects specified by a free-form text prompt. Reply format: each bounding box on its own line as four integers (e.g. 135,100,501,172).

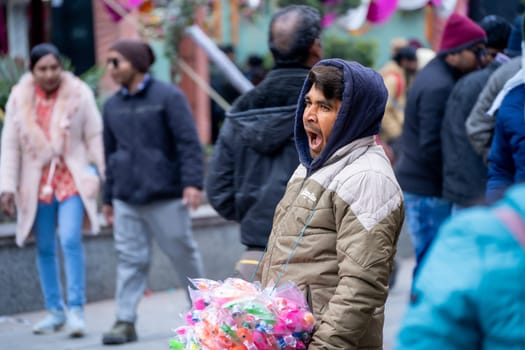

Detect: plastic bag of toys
169,278,316,350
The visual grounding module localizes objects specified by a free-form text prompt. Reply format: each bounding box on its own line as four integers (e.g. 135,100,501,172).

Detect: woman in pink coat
0,44,104,337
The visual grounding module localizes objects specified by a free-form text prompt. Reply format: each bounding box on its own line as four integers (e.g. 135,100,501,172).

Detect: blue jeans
404,192,452,268
34,195,85,311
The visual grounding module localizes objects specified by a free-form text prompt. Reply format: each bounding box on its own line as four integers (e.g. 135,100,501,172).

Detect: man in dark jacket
101,40,204,345
441,15,512,212
466,16,523,162
206,5,322,279
396,13,486,267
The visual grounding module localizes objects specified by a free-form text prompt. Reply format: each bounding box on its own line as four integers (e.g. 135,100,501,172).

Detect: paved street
384,257,414,350
0,287,191,350
0,257,414,350
0,224,415,350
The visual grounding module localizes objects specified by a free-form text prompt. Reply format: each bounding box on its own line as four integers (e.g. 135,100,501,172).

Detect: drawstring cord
41,157,58,197
272,209,316,292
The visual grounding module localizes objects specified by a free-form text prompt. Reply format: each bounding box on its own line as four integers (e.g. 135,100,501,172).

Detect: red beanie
439,13,487,53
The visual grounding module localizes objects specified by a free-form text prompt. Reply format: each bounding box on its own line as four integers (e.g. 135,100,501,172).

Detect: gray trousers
113,199,204,323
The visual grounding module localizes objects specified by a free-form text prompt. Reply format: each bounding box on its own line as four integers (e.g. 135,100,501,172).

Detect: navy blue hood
294,58,387,174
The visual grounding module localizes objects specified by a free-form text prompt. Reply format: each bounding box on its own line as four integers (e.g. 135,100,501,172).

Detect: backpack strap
387,71,404,100
493,207,525,250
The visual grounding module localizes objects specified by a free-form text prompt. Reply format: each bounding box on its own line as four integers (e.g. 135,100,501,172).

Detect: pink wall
177,6,210,144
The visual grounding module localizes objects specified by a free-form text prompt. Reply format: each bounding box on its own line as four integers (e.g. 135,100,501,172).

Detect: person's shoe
102,321,137,345
66,306,85,337
32,309,66,334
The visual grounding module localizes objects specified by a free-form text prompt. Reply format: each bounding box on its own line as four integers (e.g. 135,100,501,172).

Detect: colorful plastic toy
169,278,316,349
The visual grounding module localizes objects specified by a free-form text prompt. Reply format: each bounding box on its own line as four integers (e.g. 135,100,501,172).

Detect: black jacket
396,56,463,197
103,78,203,205
441,61,501,206
206,67,309,249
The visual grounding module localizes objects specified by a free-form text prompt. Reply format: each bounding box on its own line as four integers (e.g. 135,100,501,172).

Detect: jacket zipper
263,175,309,284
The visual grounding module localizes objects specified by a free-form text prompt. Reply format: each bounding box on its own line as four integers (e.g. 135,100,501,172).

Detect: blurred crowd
1,3,524,349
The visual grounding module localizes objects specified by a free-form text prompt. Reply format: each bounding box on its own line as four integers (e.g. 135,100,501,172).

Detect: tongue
311,133,322,147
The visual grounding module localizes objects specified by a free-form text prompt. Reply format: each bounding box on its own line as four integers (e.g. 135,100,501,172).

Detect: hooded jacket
206,67,309,249
397,183,525,350
486,83,525,203
441,60,502,206
465,56,521,162
258,59,404,349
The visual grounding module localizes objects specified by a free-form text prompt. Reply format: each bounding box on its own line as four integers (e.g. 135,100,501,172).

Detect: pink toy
169,278,316,349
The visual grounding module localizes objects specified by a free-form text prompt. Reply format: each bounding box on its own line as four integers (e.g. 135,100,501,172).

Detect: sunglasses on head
107,57,120,68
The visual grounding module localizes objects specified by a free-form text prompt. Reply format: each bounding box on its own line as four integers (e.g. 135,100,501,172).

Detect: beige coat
0,72,105,246
379,61,407,142
258,137,404,349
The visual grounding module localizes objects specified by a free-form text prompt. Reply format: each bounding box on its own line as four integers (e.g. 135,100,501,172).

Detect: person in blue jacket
486,80,525,203
396,183,525,349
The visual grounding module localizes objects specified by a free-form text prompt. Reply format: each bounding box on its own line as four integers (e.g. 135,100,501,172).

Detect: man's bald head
269,5,321,67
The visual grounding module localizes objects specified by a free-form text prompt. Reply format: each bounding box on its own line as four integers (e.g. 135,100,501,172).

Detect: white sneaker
32,309,66,334
66,307,85,337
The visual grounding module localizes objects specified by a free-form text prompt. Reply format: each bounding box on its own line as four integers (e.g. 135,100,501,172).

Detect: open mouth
307,130,323,155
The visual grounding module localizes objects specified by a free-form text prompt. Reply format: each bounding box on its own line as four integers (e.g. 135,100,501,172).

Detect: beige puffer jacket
258,136,404,349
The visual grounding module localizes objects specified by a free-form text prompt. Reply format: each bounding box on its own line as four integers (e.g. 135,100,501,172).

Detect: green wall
236,14,272,67
150,38,172,83
359,9,428,68
222,1,273,68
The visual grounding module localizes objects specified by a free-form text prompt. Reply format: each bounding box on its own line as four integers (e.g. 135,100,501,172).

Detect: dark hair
269,5,321,66
247,54,264,67
307,65,343,100
393,46,417,64
30,43,61,70
478,15,512,51
408,38,423,49
220,44,235,55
